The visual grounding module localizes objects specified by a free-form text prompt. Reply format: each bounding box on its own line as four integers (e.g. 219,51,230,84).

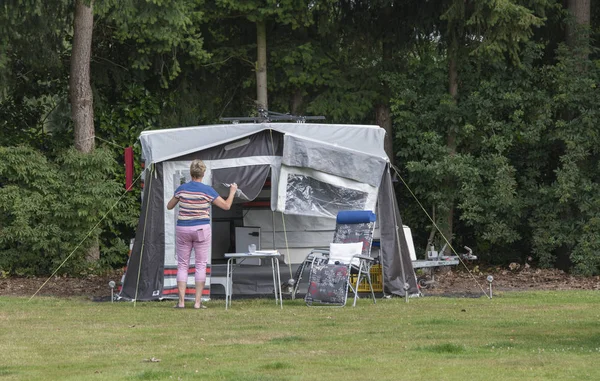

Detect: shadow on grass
415,317,460,326
136,370,173,380
269,336,305,344
416,343,467,354
260,361,293,370
0,366,16,377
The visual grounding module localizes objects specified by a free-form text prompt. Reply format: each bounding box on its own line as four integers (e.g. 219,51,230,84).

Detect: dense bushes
0,146,125,276
391,43,600,275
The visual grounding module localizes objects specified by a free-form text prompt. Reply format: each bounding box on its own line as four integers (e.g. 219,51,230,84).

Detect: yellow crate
350,264,383,292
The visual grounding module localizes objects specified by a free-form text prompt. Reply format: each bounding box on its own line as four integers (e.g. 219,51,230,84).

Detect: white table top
225,251,280,259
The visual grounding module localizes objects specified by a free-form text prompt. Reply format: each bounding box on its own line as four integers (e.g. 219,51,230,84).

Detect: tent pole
271,209,276,252
280,213,293,281
267,128,294,284
133,163,154,307
386,164,409,297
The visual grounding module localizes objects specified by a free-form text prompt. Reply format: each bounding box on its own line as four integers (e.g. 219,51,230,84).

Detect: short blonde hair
190,159,206,179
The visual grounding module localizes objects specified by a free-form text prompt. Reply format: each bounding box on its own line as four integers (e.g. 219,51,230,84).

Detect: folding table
224,251,283,310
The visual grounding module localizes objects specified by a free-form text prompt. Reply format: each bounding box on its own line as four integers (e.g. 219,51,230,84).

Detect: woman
167,159,237,309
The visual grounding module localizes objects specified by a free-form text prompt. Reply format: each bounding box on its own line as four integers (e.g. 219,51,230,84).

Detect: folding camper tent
118,123,418,301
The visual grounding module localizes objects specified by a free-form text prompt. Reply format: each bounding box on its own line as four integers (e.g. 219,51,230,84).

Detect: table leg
352,264,363,307
270,257,278,305
275,257,283,309
226,258,233,310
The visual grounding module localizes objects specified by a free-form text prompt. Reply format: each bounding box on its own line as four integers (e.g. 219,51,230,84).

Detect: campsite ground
1,265,599,299
419,266,600,297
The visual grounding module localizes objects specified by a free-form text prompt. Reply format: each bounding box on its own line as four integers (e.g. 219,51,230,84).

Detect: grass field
1,291,599,380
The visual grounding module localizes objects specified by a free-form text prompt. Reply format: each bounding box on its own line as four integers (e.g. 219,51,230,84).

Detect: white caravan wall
243,210,336,264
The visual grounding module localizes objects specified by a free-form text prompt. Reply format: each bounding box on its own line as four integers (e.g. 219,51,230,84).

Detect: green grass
1,291,600,380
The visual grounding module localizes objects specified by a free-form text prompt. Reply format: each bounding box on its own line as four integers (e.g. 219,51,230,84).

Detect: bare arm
212,183,237,211
166,196,179,210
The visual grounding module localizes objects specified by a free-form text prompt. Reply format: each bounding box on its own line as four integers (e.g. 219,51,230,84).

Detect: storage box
350,264,383,292
235,227,261,265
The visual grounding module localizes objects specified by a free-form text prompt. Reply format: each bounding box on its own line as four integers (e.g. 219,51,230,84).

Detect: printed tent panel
276,134,385,219
277,166,378,218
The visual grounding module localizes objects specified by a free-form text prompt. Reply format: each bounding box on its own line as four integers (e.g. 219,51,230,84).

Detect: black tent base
210,263,387,300
113,263,389,302
209,263,301,297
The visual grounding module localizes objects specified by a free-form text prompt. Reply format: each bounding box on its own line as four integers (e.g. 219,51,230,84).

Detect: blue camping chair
294,210,378,307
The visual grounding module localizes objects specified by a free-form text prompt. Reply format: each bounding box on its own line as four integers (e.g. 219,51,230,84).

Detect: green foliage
0,97,45,147
390,36,600,274
1,0,599,277
277,1,395,123
214,0,319,27
199,0,344,119
96,0,212,87
441,0,551,63
0,0,72,95
0,146,122,275
0,0,72,152
528,43,600,274
99,84,162,145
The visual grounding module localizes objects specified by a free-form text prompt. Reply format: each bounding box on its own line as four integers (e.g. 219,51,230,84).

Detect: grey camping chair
295,210,378,306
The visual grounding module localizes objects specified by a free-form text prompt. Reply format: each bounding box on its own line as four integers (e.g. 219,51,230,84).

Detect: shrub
0,146,123,276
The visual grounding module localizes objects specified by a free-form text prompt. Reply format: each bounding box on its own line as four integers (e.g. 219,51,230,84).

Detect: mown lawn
1,291,599,380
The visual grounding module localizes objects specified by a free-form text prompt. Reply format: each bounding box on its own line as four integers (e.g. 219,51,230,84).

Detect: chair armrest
309,250,330,262
354,255,375,262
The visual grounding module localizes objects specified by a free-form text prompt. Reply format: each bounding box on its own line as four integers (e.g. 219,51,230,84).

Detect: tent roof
139,123,387,164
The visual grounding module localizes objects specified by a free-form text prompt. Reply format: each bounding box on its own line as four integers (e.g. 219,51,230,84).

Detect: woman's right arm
212,183,237,211
166,196,179,210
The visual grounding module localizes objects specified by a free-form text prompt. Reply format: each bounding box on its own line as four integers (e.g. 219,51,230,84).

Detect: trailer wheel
418,276,431,290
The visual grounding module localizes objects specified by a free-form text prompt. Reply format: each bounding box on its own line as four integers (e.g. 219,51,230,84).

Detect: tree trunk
377,37,394,164
375,104,394,164
443,50,459,255
569,0,591,24
70,0,99,261
256,20,268,111
566,0,591,47
448,53,458,156
291,89,303,116
71,0,95,154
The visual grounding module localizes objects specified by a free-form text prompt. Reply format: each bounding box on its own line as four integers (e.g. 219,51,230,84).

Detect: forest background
0,0,598,278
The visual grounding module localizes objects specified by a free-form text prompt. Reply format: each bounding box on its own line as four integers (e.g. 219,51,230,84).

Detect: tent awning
139,123,387,164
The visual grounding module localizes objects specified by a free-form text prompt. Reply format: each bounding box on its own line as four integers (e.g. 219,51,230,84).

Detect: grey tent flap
212,165,270,202
282,134,386,187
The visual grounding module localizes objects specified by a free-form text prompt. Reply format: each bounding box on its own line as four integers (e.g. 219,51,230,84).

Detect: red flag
124,147,134,191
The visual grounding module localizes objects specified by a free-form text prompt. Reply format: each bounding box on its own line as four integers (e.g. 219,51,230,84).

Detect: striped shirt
174,181,219,226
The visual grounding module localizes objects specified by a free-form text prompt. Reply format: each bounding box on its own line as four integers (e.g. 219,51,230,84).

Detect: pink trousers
175,225,211,282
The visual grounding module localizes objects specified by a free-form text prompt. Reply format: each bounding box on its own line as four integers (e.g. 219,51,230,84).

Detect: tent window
284,174,368,218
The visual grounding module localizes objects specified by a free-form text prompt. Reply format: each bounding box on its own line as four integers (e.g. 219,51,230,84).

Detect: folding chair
298,210,378,307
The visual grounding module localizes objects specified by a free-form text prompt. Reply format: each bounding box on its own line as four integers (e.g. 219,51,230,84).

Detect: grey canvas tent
118,123,418,301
